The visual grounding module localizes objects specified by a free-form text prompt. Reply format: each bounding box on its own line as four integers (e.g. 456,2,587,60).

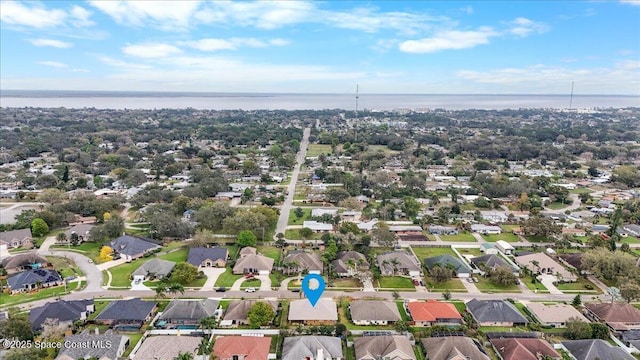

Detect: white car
245,287,256,293
87,259,94,263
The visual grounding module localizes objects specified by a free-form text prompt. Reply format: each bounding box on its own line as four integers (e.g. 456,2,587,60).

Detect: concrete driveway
198,268,226,292
131,279,151,291
538,274,563,295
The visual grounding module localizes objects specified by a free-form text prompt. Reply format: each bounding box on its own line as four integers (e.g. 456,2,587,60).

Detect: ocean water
0,91,638,110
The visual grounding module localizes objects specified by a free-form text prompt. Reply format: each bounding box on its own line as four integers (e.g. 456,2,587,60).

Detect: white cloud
69,5,95,27
89,0,203,29
0,2,94,29
620,0,640,6
38,61,68,68
122,43,182,58
399,27,498,53
29,38,73,48
508,17,549,37
97,55,152,70
182,37,289,51
461,6,473,14
197,1,315,29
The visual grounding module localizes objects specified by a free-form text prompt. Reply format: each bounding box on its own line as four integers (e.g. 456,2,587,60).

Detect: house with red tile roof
490,338,560,360
406,300,462,326
213,336,271,360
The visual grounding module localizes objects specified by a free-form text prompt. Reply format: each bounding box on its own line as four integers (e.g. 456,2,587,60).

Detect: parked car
291,288,300,293
467,278,474,283
244,273,255,279
134,279,141,285
87,259,93,263
472,277,479,283
245,287,256,293
215,287,227,292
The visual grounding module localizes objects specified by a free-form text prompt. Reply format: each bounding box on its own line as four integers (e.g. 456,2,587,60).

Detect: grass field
288,208,311,225
571,188,593,194
329,278,361,288
158,248,188,262
555,277,601,293
239,278,261,288
547,201,570,210
474,277,520,293
424,277,467,292
52,241,103,262
0,281,81,307
214,267,243,287
307,144,333,157
122,333,143,358
108,259,146,287
482,232,520,243
411,246,456,260
285,228,323,240
456,248,484,257
440,233,477,242
257,245,282,264
46,255,83,278
522,274,549,293
378,276,415,289
89,300,110,320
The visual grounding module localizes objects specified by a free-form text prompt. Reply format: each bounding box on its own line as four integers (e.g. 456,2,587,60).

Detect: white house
471,224,502,235
495,240,515,255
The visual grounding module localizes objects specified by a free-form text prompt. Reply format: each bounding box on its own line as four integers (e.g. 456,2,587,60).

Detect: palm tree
347,259,356,276
56,232,67,244
154,285,167,300
196,337,213,357
175,351,194,360
530,260,540,274
199,316,216,335
169,283,185,299
382,260,391,275
390,258,400,276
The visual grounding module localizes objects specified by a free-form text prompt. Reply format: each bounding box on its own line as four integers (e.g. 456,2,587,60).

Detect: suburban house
424,254,472,278
354,336,416,360
406,300,463,326
562,228,587,237
0,228,33,249
349,300,402,326
108,235,161,262
232,248,274,275
376,251,422,277
495,240,515,255
311,208,338,217
622,224,640,237
56,330,129,360
490,338,560,360
282,250,323,274
288,299,338,325
466,299,528,327
186,247,229,268
526,303,588,328
515,252,577,282
282,336,343,360
561,339,635,360
471,224,502,235
29,299,94,330
584,302,640,331
61,223,95,244
470,254,519,275
221,300,278,327
7,268,62,293
212,335,272,360
1,252,49,274
428,225,459,235
421,337,490,360
133,335,203,360
332,251,369,277
156,299,220,328
480,243,499,255
303,220,334,232
389,225,423,234
94,298,157,329
132,258,175,281
558,253,589,275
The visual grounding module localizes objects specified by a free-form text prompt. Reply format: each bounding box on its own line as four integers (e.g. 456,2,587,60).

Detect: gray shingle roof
466,299,528,324
332,251,369,274
376,251,421,274
282,336,343,360
354,336,416,360
109,235,160,256
29,299,93,330
187,247,228,266
562,339,634,360
223,300,278,322
132,258,175,278
1,251,47,270
0,228,31,243
350,301,402,322
283,251,323,272
159,299,219,321
424,254,471,274
421,336,490,360
232,254,274,274
470,254,518,271
95,298,157,322
7,269,61,290
57,330,128,360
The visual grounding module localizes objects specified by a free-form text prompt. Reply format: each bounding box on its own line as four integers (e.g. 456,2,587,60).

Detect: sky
1,0,639,94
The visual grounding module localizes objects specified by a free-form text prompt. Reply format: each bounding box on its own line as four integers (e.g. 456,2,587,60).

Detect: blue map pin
301,273,325,307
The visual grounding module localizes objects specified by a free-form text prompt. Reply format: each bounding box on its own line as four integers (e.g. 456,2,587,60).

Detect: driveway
96,258,128,271
130,279,151,291
257,274,272,291
461,277,482,294
538,274,563,295
198,268,226,292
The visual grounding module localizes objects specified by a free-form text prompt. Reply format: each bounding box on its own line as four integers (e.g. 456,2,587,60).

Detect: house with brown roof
354,336,416,360
585,302,640,331
526,303,588,328
288,299,338,325
490,338,560,360
349,300,402,326
232,248,274,275
0,228,33,249
282,250,323,275
332,251,369,277
406,300,462,326
212,335,271,360
221,300,278,327
421,336,490,360
1,251,49,274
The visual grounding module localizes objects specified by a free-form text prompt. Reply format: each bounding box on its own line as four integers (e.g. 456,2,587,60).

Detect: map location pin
301,273,325,307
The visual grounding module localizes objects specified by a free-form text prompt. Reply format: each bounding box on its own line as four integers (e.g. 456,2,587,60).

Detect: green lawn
257,246,282,264
214,267,243,287
46,255,83,278
424,277,467,292
450,301,467,314
329,278,362,288
555,277,601,293
439,233,477,242
122,333,143,358
108,258,146,287
89,300,110,320
0,282,81,307
307,144,333,157
411,246,456,260
620,236,640,244
547,202,569,210
570,188,593,194
456,248,484,257
482,232,520,243
158,248,188,262
285,228,324,240
239,278,261,288
522,274,549,293
474,277,521,293
378,276,415,289
288,208,311,225
52,241,103,262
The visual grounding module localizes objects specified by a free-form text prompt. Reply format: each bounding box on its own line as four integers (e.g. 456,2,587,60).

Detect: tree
294,207,304,218
237,230,258,248
37,188,66,205
30,218,49,237
521,216,561,238
335,323,348,337
564,318,592,339
339,222,360,235
199,316,216,334
175,352,194,360
606,287,621,303
489,266,519,286
325,188,350,203
248,302,275,328
56,232,67,243
300,227,314,239
394,320,409,333
167,282,185,299
371,223,396,247
98,246,113,262
402,196,421,219
195,202,235,231
442,290,452,300
621,282,640,303
613,165,640,187
170,263,199,285
196,337,212,357
582,249,637,281
590,323,609,340
0,316,34,341
572,294,581,306
430,265,454,283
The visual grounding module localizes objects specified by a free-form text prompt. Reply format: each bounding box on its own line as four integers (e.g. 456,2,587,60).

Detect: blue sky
1,0,639,94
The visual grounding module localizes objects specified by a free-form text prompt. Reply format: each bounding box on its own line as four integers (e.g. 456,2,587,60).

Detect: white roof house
495,240,515,255
303,221,333,232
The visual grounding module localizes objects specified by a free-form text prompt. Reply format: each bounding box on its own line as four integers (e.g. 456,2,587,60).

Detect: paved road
542,193,581,214
0,202,44,225
275,127,311,239
37,248,104,293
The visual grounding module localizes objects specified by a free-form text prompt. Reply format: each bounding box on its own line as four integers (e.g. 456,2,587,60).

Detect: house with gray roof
30,299,94,330
355,336,415,360
561,339,634,360
132,258,175,280
466,299,528,326
187,247,228,268
108,235,161,261
282,336,343,360
94,298,157,328
133,335,203,360
1,251,49,274
56,330,129,360
7,268,61,293
424,254,471,278
470,254,519,275
157,299,220,328
349,300,402,325
332,251,369,277
221,300,278,327
233,252,274,275
421,336,490,360
288,299,338,325
282,250,323,274
60,223,95,244
376,251,421,277
0,228,32,249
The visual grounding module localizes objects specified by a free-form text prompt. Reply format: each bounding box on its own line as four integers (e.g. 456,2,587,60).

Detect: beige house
354,336,416,360
288,299,338,325
515,252,577,282
349,301,402,326
526,303,589,328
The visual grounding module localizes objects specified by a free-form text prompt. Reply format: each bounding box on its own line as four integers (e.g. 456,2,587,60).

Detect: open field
411,246,456,260
287,208,311,225
424,277,467,292
378,276,415,289
440,233,477,242
482,232,520,243
307,144,332,157
474,277,520,293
